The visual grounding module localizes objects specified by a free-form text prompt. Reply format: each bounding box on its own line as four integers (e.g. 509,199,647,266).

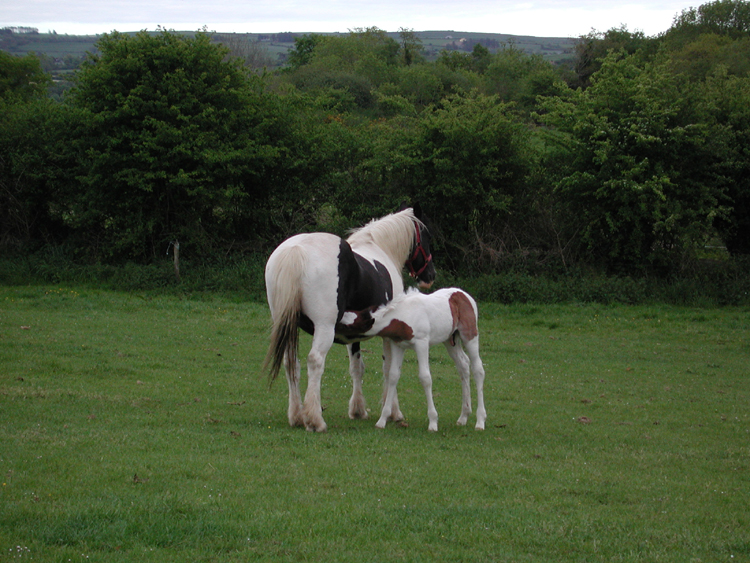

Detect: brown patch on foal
377,319,414,343
448,291,478,345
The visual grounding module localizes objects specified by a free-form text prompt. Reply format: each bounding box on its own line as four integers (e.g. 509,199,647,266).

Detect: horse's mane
346,208,421,265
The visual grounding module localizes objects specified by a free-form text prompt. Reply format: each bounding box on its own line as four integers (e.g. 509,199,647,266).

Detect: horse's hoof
305,421,328,433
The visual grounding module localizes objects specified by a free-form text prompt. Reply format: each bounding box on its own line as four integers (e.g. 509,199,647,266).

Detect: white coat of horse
339,287,486,431
264,207,435,432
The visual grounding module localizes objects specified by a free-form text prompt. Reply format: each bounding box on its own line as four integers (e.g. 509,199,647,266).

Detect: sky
4,0,693,38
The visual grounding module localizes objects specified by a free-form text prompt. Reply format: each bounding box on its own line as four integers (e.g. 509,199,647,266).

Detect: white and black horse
263,206,436,432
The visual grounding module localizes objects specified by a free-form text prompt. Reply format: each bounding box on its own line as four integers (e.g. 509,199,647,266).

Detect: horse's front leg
415,341,438,432
376,344,405,428
381,338,404,422
347,342,368,419
302,327,334,433
284,354,304,428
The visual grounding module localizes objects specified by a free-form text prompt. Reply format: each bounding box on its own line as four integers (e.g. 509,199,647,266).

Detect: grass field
1,285,748,562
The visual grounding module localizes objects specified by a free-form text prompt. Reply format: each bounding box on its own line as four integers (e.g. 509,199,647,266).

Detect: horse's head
406,204,437,289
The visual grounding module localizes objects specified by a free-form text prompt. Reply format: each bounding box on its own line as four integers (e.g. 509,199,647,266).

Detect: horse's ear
397,201,422,217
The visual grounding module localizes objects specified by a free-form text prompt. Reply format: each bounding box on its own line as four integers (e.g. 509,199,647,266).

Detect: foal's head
407,204,436,289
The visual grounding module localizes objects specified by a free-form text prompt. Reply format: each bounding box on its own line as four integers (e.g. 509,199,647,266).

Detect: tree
286,34,324,69
665,32,750,81
0,99,82,249
67,29,282,260
667,0,750,44
397,91,533,271
483,45,561,112
398,28,424,66
699,69,750,254
0,50,51,101
571,26,654,89
539,52,726,272
0,51,73,250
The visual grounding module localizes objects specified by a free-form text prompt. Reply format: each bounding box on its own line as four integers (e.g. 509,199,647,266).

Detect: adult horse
264,206,436,432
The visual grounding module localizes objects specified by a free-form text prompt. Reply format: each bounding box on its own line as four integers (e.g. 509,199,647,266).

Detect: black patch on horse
332,239,394,344
336,238,393,314
298,238,394,343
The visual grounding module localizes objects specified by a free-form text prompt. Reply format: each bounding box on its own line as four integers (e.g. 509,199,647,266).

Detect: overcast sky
4,0,693,38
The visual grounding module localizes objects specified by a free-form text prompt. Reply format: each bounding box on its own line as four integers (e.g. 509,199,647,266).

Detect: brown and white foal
339,288,486,431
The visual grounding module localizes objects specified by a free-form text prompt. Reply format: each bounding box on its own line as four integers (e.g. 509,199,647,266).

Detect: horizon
2,0,691,40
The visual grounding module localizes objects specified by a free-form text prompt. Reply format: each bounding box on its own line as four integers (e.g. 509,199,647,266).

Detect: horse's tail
263,245,306,382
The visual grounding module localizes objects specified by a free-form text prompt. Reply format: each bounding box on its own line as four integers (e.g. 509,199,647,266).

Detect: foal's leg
381,338,404,422
284,354,304,427
302,326,335,432
414,341,438,432
443,340,472,427
376,344,405,429
347,342,368,419
465,338,487,430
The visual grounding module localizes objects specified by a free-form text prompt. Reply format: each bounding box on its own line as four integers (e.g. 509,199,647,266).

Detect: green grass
1,286,748,562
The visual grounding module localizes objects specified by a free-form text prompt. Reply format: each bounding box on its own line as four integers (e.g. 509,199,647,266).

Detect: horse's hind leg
348,343,368,419
444,340,472,427
465,338,486,430
302,327,334,432
284,355,304,427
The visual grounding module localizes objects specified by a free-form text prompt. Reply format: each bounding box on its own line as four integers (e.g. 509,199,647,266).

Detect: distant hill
1,27,578,66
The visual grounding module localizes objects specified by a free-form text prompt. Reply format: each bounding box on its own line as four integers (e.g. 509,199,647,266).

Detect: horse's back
265,233,342,321
267,233,340,267
411,288,478,345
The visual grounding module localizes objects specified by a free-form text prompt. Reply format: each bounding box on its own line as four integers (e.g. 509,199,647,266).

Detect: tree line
1,0,749,278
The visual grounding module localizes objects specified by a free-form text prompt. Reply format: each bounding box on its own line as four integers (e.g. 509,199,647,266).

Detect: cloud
3,0,689,37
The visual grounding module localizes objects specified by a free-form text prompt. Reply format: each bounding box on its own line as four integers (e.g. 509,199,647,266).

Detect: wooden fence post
172,240,181,283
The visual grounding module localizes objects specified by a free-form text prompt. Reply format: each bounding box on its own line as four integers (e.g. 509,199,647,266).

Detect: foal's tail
263,245,306,382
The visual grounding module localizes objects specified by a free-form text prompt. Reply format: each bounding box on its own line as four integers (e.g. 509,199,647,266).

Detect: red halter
407,222,432,278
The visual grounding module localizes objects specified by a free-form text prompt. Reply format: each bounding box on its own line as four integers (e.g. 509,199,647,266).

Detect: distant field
1,29,577,63
1,285,748,561
9,39,96,55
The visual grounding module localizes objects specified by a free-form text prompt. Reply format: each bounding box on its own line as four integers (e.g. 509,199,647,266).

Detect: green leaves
0,51,51,102
66,30,282,259
539,51,730,272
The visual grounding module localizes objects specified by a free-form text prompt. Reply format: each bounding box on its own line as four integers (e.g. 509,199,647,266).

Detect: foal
339,288,487,431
